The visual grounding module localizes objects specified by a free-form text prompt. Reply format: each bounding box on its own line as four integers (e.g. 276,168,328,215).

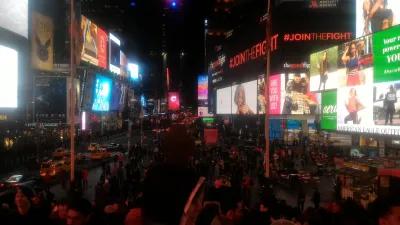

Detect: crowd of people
0,127,399,225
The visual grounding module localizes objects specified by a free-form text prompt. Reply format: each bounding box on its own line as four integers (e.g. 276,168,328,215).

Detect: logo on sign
323,105,337,114
171,96,177,102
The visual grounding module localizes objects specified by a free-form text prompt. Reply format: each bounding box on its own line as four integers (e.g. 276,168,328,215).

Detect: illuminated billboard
309,46,339,91
92,74,112,111
0,0,28,38
35,77,67,122
198,107,213,117
128,63,139,80
321,91,337,130
268,74,286,115
109,33,120,74
31,12,54,71
110,80,126,111
231,80,257,115
120,51,128,78
168,92,180,111
198,76,208,100
81,16,108,69
356,0,400,38
0,45,18,108
216,87,231,114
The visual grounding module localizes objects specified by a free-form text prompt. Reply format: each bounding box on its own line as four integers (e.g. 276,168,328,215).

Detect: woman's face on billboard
237,87,244,105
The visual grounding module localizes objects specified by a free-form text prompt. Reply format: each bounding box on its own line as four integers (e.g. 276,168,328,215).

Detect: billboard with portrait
31,12,54,71
34,77,67,123
109,33,120,74
231,80,257,115
92,74,112,112
372,25,400,83
110,79,126,111
337,35,374,88
0,45,18,108
168,92,180,111
321,91,337,130
120,51,128,78
198,76,208,100
356,0,400,38
282,73,321,115
81,16,107,69
198,107,213,117
0,0,28,38
216,87,231,114
309,46,339,91
373,81,400,126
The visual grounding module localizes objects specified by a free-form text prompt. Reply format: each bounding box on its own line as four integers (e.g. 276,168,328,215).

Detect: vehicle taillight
13,184,19,187
0,184,4,187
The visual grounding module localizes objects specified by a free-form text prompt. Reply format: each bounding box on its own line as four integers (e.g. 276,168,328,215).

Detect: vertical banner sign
97,28,108,69
204,129,218,144
373,26,400,83
35,77,67,123
269,75,281,115
31,12,54,71
168,92,180,110
321,91,337,130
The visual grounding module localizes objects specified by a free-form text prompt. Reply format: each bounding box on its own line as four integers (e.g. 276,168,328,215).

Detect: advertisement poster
97,28,108,69
168,92,180,111
231,80,257,115
268,74,285,115
373,25,400,83
198,107,213,117
198,76,208,100
82,73,95,110
109,33,120,74
309,46,338,91
321,91,337,130
110,79,126,111
216,87,231,114
31,12,54,71
92,74,112,111
373,81,400,126
356,0,400,38
282,73,321,115
257,75,266,114
120,51,128,78
337,85,374,131
0,0,28,38
34,77,67,123
0,45,18,108
337,35,374,88
81,15,99,66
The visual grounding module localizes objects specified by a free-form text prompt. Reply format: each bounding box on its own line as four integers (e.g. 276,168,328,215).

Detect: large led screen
0,0,28,38
373,25,400,83
35,77,67,122
231,80,257,115
92,74,112,111
321,91,337,130
120,51,128,78
168,92,180,111
109,33,120,74
258,75,266,114
356,0,400,38
216,87,231,114
282,73,321,115
81,16,108,69
337,35,374,88
128,63,139,80
310,46,339,91
31,12,54,71
110,80,126,111
198,76,208,100
373,81,400,126
268,74,286,115
198,107,213,117
0,45,18,108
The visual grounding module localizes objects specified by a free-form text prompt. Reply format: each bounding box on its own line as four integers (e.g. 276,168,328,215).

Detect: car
40,161,64,177
0,174,40,191
90,149,110,160
88,143,99,151
52,147,67,157
107,143,124,152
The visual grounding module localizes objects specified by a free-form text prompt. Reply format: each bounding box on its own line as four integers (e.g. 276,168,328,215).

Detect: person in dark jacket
312,188,321,209
297,187,306,212
385,85,397,125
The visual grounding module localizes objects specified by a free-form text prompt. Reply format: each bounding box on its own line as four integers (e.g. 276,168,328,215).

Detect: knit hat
16,186,35,200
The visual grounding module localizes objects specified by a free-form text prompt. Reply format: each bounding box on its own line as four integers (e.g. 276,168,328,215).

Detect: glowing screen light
128,63,139,79
82,111,86,130
0,45,18,108
92,74,112,111
171,1,176,7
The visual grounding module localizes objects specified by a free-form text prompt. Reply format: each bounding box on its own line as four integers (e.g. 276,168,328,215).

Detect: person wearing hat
7,186,47,225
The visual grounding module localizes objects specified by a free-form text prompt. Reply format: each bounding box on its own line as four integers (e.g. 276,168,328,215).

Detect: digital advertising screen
283,73,321,115
309,46,339,91
373,81,400,126
231,80,257,115
128,63,139,80
356,0,400,38
81,16,99,66
216,87,231,114
92,74,112,112
337,35,374,88
257,75,266,114
321,91,337,130
82,73,95,110
198,76,208,100
109,33,121,74
34,77,67,122
110,80,126,111
168,92,180,111
198,107,213,117
73,78,81,118
0,45,18,108
373,25,400,83
127,88,135,109
0,0,28,38
97,28,108,69
120,51,128,78
268,74,286,115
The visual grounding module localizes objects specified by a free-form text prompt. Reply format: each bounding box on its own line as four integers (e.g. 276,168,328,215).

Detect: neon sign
209,55,226,69
283,32,352,42
283,62,310,69
308,0,338,9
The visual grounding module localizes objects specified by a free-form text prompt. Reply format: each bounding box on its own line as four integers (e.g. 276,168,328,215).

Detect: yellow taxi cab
63,160,72,172
90,149,110,160
88,143,99,151
40,161,64,177
63,153,83,162
52,148,67,157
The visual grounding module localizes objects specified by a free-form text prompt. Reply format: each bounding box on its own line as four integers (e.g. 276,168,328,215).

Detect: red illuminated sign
229,34,278,69
283,32,352,42
168,92,180,111
209,55,226,70
97,28,108,70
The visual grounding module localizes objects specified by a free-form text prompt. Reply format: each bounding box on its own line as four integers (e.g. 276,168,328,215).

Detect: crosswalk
79,152,124,159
